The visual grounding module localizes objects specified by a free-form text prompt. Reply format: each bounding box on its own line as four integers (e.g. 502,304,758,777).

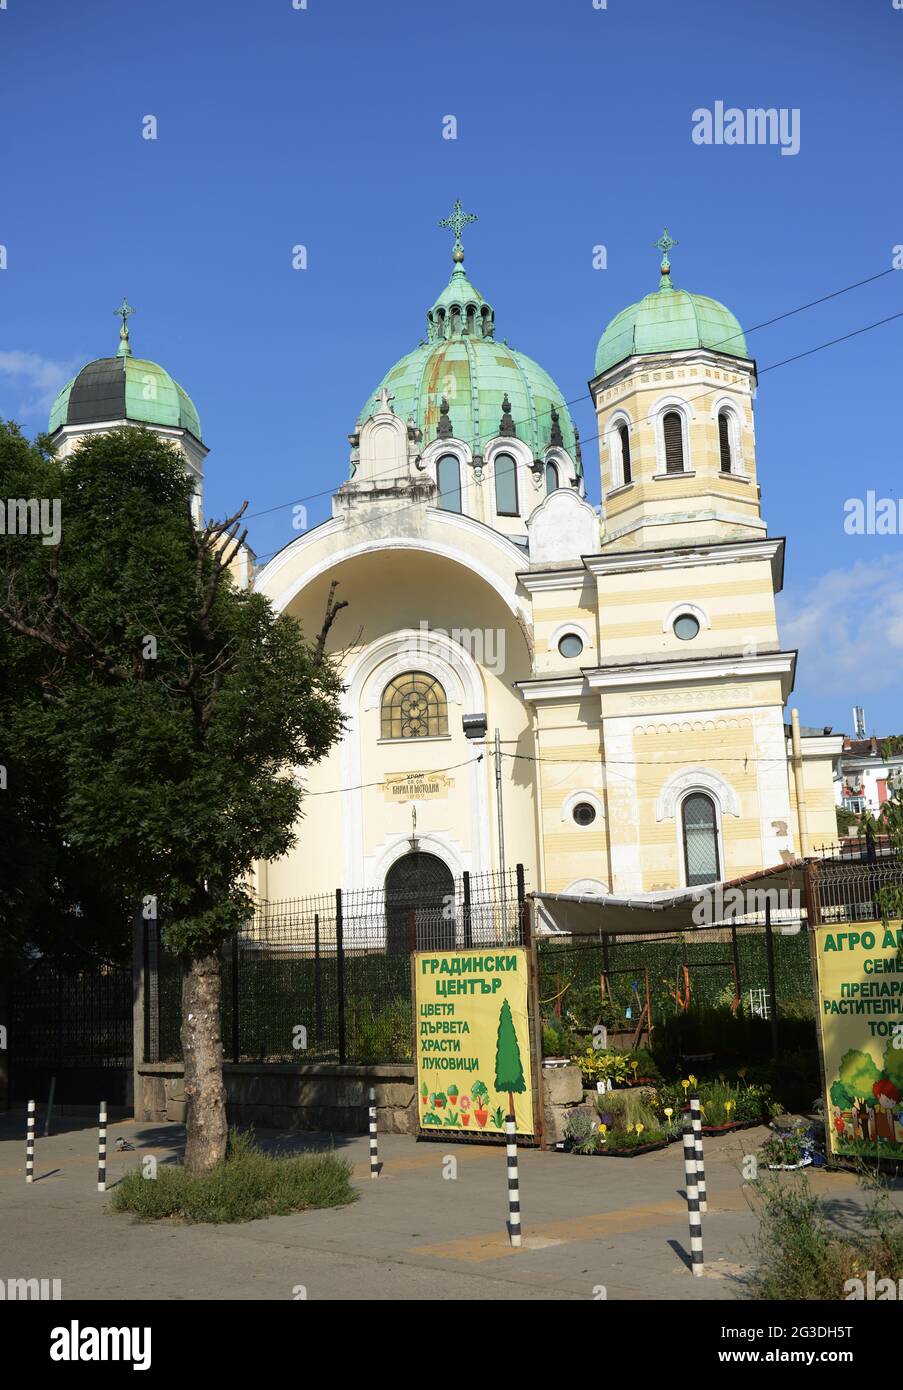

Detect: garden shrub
750,1168,903,1300
111,1128,357,1223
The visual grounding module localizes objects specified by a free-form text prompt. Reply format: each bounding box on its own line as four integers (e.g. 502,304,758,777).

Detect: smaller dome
48,302,202,442
595,232,748,376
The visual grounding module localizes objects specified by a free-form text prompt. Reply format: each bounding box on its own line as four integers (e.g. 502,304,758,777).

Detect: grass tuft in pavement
111,1128,357,1224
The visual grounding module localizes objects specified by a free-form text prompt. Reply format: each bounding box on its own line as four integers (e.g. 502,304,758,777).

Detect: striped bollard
98,1100,107,1192
368,1087,379,1179
689,1093,707,1213
26,1100,35,1183
682,1127,703,1277
505,1114,522,1248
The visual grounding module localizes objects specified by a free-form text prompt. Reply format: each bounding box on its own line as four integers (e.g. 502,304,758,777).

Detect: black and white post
26,1099,35,1184
368,1086,379,1179
689,1092,707,1213
682,1126,704,1277
97,1100,107,1192
505,1114,522,1248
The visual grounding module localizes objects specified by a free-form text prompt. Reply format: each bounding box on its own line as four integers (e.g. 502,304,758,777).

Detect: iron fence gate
144,867,527,1067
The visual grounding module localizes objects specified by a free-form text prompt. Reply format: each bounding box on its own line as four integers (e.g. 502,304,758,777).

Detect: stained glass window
381,672,449,740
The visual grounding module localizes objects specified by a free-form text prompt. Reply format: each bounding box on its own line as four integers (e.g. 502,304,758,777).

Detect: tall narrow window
663,412,685,473
618,423,632,485
494,452,519,516
437,454,462,513
381,672,449,740
682,792,720,886
545,461,559,494
718,412,733,472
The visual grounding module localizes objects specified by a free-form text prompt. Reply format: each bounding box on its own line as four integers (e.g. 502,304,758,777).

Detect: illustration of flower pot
448,1085,459,1108
433,1091,447,1110
470,1079,490,1127
461,1113,471,1127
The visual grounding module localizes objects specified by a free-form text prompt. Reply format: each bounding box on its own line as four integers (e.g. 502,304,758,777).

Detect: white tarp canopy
531,861,809,937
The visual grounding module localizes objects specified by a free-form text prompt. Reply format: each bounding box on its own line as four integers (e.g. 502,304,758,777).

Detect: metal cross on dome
439,199,477,257
114,297,136,328
653,229,678,269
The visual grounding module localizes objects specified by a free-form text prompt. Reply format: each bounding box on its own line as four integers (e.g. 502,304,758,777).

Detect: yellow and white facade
249,226,841,907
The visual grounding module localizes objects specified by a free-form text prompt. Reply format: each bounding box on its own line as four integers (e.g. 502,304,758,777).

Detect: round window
572,802,597,827
673,613,701,641
558,633,584,658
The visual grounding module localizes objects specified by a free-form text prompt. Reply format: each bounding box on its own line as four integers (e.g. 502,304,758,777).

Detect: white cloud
0,350,77,420
779,557,903,696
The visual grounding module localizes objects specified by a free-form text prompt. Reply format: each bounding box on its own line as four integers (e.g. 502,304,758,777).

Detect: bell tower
590,233,764,552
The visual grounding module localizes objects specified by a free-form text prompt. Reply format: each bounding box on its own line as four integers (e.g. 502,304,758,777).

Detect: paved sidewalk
0,1109,890,1301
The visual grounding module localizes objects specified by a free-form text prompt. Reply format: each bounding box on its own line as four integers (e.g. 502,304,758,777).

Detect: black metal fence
9,956,132,1104
810,853,903,925
144,867,526,1066
537,920,814,1029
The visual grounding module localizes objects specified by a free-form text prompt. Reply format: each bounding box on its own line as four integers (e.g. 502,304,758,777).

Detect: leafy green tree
884,1037,903,1095
0,424,345,1172
494,997,527,1120
830,1079,853,1111
838,1049,881,1141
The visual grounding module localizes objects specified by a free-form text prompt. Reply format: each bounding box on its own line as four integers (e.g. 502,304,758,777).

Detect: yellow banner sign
413,947,535,1137
383,770,454,802
813,919,903,1159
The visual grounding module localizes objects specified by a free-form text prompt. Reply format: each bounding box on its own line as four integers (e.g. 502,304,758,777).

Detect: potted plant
760,1130,811,1170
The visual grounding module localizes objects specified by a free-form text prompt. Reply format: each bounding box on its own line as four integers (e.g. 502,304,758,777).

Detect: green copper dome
358,203,578,468
48,301,203,442
594,231,748,377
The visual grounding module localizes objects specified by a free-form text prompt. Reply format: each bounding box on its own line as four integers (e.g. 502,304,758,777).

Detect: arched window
618,423,632,485
437,454,462,513
494,452,519,516
681,792,720,886
663,412,685,473
381,672,449,740
718,412,733,472
545,461,559,494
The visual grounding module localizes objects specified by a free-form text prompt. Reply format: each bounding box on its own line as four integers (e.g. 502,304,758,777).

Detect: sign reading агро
414,947,534,1137
813,919,903,1160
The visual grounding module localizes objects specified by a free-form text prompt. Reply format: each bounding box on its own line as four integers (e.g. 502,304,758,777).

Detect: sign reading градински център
414,948,534,1137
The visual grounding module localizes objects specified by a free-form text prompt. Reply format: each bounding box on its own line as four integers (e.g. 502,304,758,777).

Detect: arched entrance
385,852,456,954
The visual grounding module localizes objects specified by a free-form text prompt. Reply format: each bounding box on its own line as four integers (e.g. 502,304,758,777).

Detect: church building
47,209,842,924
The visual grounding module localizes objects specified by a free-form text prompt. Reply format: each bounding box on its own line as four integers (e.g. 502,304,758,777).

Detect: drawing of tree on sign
494,997,526,1121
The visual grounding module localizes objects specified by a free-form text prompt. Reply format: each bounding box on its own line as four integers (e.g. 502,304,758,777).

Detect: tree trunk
181,947,228,1175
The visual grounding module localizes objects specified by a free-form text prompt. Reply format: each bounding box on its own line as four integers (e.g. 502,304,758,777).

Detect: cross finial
439,199,477,263
114,297,136,356
376,387,395,413
653,229,678,285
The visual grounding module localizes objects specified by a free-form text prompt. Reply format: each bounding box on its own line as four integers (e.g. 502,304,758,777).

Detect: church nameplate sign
382,770,454,802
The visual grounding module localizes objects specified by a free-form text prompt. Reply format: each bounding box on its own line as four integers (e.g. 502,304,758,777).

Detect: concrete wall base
135,1061,417,1134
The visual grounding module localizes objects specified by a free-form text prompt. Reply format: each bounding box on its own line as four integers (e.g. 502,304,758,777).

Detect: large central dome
358,213,577,466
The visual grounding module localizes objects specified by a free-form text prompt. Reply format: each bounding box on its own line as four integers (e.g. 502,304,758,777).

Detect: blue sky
1,0,901,733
